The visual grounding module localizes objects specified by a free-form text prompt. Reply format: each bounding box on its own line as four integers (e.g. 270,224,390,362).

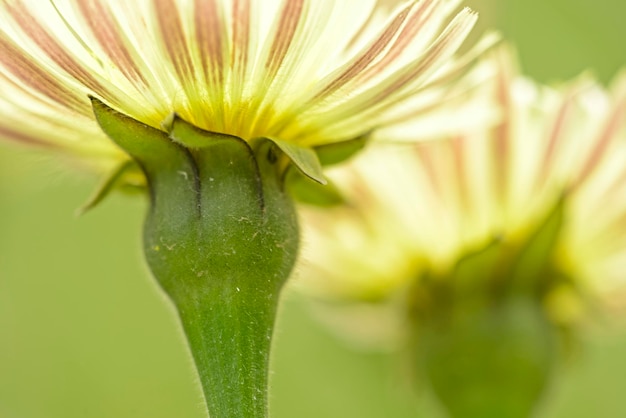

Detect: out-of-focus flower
297,46,626,415
0,0,485,178
298,46,626,337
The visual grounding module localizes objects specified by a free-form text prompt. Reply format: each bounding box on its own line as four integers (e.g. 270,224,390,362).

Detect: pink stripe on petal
231,0,251,77
0,36,86,112
77,0,147,86
360,0,437,83
0,124,58,147
8,2,108,96
536,93,575,188
154,0,194,82
490,50,513,206
313,2,414,101
227,0,251,116
265,0,304,78
573,99,626,189
194,0,224,85
414,144,443,201
308,10,470,132
340,13,474,118
451,136,470,212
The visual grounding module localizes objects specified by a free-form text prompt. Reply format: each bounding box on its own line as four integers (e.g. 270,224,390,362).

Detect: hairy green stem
173,271,280,417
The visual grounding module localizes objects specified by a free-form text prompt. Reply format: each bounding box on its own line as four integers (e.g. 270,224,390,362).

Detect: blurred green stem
417,298,556,418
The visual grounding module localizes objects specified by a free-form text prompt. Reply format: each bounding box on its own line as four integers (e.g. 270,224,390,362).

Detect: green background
2,1,626,417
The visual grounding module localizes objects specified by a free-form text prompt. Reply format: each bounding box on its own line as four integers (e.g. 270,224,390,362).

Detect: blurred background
1,0,626,417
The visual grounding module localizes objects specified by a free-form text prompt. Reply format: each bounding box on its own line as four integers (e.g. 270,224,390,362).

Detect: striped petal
0,0,481,172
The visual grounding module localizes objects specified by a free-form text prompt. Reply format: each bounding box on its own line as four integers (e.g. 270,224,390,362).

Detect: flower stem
173,279,278,417
416,298,557,418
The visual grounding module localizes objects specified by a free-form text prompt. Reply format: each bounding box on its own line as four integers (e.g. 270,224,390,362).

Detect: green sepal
256,137,327,185
451,236,507,298
91,96,199,230
77,159,138,215
166,113,246,149
510,196,565,292
314,133,369,166
165,114,265,222
286,169,345,207
91,97,187,172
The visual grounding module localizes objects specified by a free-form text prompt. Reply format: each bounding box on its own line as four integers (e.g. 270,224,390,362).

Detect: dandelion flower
300,48,626,319
0,0,484,176
297,47,626,416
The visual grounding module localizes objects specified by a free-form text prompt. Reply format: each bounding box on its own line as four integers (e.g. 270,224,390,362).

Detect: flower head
298,47,626,330
0,0,483,175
